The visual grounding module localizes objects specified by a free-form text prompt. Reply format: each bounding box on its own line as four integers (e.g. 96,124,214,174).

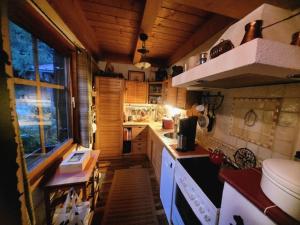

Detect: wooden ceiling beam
132,0,162,64
167,14,235,66
171,0,300,19
47,0,100,58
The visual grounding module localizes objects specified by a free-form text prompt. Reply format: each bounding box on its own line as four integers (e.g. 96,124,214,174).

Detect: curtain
76,48,93,148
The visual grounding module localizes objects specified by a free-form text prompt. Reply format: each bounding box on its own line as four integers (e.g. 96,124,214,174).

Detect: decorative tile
278,112,299,127
272,139,294,156
274,126,297,142
281,98,300,112
246,142,259,155
271,152,291,160
236,138,247,148
257,146,272,160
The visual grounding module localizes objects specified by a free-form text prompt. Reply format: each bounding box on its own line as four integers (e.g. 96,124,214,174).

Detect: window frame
8,20,74,177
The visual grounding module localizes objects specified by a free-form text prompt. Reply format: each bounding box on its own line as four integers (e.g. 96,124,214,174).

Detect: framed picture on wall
128,70,145,82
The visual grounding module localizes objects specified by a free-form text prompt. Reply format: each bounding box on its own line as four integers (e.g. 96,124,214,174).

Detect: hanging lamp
134,33,151,69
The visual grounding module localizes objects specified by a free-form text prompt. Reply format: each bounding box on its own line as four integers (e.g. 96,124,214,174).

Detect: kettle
209,149,224,165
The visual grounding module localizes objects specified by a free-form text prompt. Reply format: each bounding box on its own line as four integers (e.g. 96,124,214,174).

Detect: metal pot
240,20,263,45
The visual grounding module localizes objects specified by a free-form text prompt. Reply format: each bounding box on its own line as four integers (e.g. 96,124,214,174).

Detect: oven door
172,183,202,225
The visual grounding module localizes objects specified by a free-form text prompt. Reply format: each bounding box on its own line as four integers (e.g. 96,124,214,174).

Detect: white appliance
261,158,300,221
59,150,91,173
219,182,276,225
160,148,175,224
172,157,224,225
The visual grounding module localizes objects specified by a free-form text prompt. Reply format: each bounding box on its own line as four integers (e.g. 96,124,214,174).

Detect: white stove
172,157,224,225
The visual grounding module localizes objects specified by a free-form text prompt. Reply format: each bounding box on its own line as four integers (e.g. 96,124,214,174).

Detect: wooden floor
92,154,168,225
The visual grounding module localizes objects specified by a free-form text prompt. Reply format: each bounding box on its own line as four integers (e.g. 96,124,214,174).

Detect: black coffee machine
176,116,198,152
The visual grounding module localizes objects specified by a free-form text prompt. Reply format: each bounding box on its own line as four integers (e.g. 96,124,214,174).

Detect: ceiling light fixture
134,33,151,70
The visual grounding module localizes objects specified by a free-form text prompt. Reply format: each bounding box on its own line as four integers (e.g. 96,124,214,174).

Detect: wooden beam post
133,0,162,64
171,0,300,19
42,0,101,59
167,14,234,66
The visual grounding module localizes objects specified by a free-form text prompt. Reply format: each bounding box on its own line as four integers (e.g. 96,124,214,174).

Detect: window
9,21,72,171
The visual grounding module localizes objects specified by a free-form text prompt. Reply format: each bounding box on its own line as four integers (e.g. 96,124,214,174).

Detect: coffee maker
176,116,198,152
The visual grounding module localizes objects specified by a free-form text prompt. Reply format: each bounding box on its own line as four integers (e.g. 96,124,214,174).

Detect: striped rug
101,168,159,225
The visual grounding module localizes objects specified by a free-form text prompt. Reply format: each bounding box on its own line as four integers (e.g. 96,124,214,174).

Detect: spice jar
199,52,207,64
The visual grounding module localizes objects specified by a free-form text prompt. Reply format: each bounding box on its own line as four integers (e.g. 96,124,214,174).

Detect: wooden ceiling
47,0,300,66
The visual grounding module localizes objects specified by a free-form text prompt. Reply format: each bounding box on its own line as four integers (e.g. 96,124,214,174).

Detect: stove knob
189,193,195,200
199,205,205,214
204,214,211,222
194,199,200,206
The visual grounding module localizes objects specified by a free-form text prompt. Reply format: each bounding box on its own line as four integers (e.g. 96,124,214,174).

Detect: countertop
123,121,210,159
219,168,299,225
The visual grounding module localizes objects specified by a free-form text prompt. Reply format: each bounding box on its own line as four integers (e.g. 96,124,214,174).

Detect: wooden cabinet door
165,78,177,106
125,81,148,103
135,82,148,103
95,77,124,157
131,126,147,154
176,88,187,109
151,134,164,184
124,80,136,103
147,128,153,161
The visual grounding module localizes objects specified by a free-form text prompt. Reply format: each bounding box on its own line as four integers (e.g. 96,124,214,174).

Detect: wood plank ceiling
48,0,300,66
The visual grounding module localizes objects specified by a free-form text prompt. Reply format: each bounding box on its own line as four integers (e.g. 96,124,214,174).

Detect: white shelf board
172,39,300,88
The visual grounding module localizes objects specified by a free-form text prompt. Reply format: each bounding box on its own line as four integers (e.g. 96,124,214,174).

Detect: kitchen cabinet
160,148,175,224
147,129,164,184
176,88,187,108
163,78,177,106
95,77,124,157
148,81,163,104
124,80,148,104
219,182,276,225
163,78,187,109
131,126,147,154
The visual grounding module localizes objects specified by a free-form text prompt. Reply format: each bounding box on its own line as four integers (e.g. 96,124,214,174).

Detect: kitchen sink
163,132,177,139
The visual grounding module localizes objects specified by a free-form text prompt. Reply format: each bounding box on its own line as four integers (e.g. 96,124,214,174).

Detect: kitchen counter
123,121,210,159
219,168,299,225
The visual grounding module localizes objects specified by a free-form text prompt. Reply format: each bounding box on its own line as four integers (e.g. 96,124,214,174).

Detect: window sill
28,139,75,187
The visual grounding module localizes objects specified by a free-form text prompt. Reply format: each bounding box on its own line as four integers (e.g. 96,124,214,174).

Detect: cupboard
147,128,164,184
124,80,148,104
163,78,187,109
124,125,148,154
94,77,124,157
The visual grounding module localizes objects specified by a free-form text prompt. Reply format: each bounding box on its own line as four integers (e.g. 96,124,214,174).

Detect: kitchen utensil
240,20,263,45
198,114,209,128
261,158,300,221
210,39,234,59
206,104,214,132
209,149,224,165
199,52,207,64
291,31,300,46
234,148,256,169
207,106,215,132
244,109,257,126
196,104,205,112
172,65,184,76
